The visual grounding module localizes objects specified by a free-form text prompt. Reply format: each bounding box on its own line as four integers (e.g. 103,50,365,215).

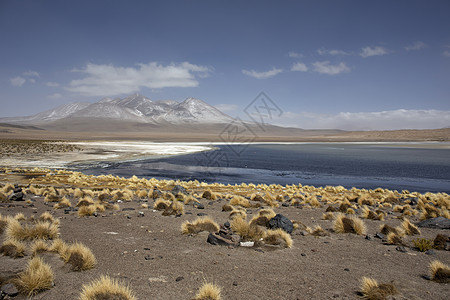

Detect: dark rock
193,202,205,209
122,208,135,211
1,283,18,297
405,197,419,206
126,215,131,219
8,192,24,201
143,247,151,250
172,185,187,195
344,268,350,272
301,253,306,256
13,186,22,193
185,212,192,215
197,213,207,217
233,281,238,286
175,276,184,282
93,212,98,217
375,232,385,239
152,189,162,199
254,249,264,253
422,275,432,281
417,217,450,229
268,214,293,234
365,235,372,241
281,202,290,207
224,221,231,228
64,208,71,214
425,249,436,255
144,255,154,260
207,233,239,247
396,246,408,253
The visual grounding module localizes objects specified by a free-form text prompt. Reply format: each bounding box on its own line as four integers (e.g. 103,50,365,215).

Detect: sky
1,0,450,130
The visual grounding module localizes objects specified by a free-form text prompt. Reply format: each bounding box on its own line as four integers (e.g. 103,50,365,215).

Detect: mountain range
1,94,235,126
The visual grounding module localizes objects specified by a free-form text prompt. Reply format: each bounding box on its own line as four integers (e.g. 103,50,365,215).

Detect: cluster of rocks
0,283,18,299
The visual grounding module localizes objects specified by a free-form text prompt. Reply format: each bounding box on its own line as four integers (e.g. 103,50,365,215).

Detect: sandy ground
0,171,449,299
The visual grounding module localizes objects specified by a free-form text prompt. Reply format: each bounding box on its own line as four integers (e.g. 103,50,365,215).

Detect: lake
73,143,450,193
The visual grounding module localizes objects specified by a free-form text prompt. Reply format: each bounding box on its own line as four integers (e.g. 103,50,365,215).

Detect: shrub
333,214,366,235
0,239,26,258
181,217,220,235
64,242,97,271
15,257,54,296
359,277,397,299
193,282,222,300
79,275,137,300
264,228,293,248
401,219,420,235
429,260,450,283
413,238,434,252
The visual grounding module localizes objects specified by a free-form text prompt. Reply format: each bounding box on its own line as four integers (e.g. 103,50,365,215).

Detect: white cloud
312,61,350,75
66,62,212,97
288,51,303,58
46,82,60,87
10,76,26,87
271,109,450,131
48,93,62,99
291,62,308,72
23,70,40,77
215,104,239,112
405,41,427,51
317,48,350,56
242,67,282,79
360,46,389,58
443,50,450,57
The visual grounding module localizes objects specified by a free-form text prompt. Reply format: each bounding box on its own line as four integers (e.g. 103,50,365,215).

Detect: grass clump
30,239,50,256
78,205,96,217
401,219,420,235
433,234,448,250
193,282,222,300
0,239,26,258
264,228,293,248
230,195,251,208
64,242,97,271
154,199,171,211
413,238,434,252
162,201,184,216
231,216,265,242
360,277,398,300
181,216,220,235
429,260,450,283
15,256,54,296
333,214,366,235
79,275,137,300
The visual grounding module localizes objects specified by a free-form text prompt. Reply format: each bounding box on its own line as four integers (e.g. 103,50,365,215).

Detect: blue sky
1,0,450,130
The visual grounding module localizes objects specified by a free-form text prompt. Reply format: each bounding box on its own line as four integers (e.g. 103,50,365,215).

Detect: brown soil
0,175,449,299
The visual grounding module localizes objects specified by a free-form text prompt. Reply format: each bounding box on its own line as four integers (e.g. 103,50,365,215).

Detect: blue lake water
73,143,450,193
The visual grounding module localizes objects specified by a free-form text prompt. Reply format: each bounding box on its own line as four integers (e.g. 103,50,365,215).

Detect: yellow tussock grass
222,203,233,211
30,239,50,256
306,225,329,237
154,199,171,211
361,206,383,220
401,219,420,235
229,208,247,220
360,277,397,300
386,232,404,245
54,197,72,209
162,201,184,216
429,260,450,283
49,239,69,257
193,282,222,300
184,195,198,205
78,205,96,217
181,216,220,235
141,203,148,209
14,213,26,221
333,214,366,235
264,228,293,248
0,239,26,258
64,242,97,271
231,216,265,242
79,275,137,300
15,256,54,296
230,195,251,208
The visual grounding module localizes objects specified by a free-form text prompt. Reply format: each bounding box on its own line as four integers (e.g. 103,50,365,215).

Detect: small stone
127,215,132,219
344,268,350,272
138,211,145,217
1,283,18,297
375,232,385,239
425,249,436,255
233,281,238,286
422,275,432,281
197,213,207,216
143,247,151,251
365,235,372,241
224,221,230,228
281,202,290,207
175,276,184,282
144,255,154,260
93,212,98,217
301,253,306,256
396,246,407,253
122,208,135,211
254,249,264,253
194,202,205,209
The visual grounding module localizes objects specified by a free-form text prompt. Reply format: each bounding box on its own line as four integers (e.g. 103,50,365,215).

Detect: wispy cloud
10,76,26,87
215,103,239,112
360,46,389,58
443,46,450,57
242,67,282,79
48,93,62,99
288,51,303,58
66,62,212,97
317,48,350,56
312,61,350,75
271,109,450,130
405,41,427,51
291,62,308,72
22,70,40,77
46,82,60,87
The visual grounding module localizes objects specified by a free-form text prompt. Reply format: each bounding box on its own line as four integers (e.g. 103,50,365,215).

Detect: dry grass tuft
0,239,26,258
229,207,247,220
264,228,293,248
222,203,234,211
361,206,384,220
202,190,218,200
64,242,97,271
333,214,366,235
193,282,222,300
54,197,71,209
49,239,69,256
307,225,329,237
162,201,184,216
154,199,171,211
401,219,420,235
322,212,335,220
30,239,49,256
433,234,448,250
79,275,137,300
15,256,54,296
181,217,220,235
231,216,265,242
78,205,96,217
429,260,450,283
360,277,398,299
230,195,251,208
14,213,26,221
386,232,405,245
412,238,434,252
